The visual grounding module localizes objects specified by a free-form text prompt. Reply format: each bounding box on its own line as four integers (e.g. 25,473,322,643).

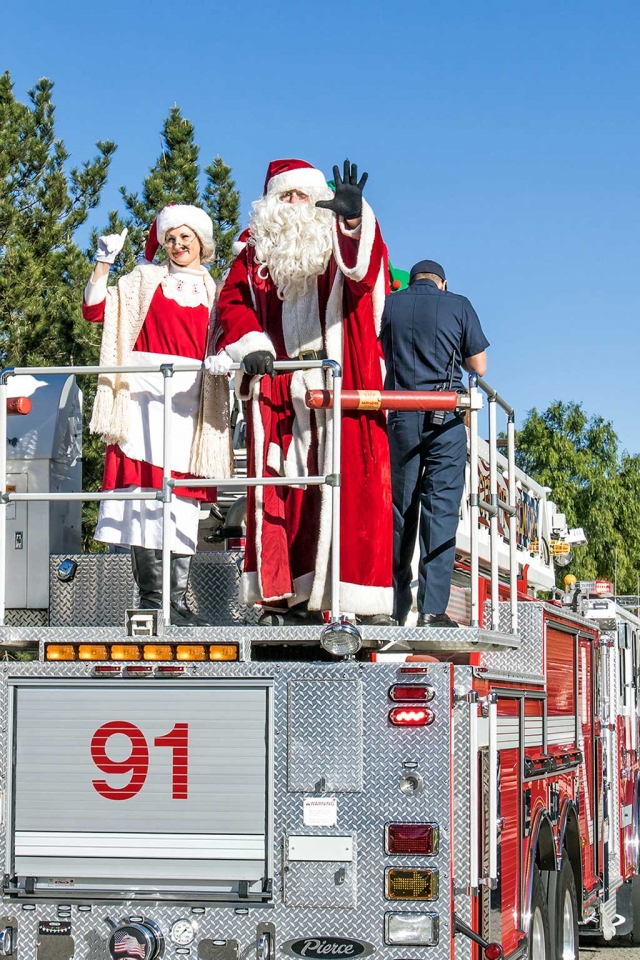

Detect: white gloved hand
204,351,234,376
95,227,128,264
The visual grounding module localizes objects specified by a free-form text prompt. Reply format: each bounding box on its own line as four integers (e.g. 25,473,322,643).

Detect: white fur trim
339,582,393,616
232,239,247,256
84,273,108,306
156,205,214,250
331,198,376,283
371,260,386,337
266,442,283,474
225,330,276,363
266,167,327,196
251,380,266,600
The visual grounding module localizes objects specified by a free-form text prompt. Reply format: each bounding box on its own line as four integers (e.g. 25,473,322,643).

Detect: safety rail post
327,361,342,622
160,365,174,628
468,374,480,628
488,396,499,631
507,414,518,634
0,369,11,626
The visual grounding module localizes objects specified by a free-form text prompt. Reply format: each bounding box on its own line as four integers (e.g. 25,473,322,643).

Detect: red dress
83,283,212,501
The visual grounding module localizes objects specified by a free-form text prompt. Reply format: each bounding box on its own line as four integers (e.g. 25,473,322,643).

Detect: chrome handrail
0,359,343,628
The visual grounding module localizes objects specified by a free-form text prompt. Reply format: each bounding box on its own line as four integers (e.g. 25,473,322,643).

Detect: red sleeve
216,247,275,361
332,204,387,298
82,299,105,323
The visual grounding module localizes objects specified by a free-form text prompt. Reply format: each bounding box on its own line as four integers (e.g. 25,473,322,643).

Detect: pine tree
203,156,241,279
118,106,200,263
0,72,116,548
0,72,115,367
105,106,241,276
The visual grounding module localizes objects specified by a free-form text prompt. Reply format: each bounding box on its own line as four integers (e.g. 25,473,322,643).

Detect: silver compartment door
9,679,272,889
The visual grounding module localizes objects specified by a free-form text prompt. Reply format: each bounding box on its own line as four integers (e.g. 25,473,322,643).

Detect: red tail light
389,707,435,727
484,945,503,960
389,684,435,702
386,823,438,855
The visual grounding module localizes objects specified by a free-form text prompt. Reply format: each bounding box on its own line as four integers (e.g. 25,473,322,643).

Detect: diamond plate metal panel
480,602,544,680
288,680,363,792
284,847,357,908
452,668,474,960
0,658,454,960
4,610,47,627
48,554,259,627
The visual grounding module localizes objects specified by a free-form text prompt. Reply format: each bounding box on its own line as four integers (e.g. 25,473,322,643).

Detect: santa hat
144,204,215,263
263,159,328,197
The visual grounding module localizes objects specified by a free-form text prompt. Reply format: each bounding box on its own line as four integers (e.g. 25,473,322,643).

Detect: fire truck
0,360,636,960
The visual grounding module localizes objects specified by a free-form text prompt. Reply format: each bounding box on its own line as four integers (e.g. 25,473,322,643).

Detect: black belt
297,350,327,361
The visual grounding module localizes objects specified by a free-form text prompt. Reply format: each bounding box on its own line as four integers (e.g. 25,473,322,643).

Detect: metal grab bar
471,374,518,635
0,359,343,628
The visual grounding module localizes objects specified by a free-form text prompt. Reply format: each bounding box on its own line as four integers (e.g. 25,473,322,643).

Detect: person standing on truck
83,206,231,625
380,260,489,627
213,158,394,625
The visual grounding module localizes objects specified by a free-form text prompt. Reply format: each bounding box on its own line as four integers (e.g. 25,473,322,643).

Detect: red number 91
91,721,188,801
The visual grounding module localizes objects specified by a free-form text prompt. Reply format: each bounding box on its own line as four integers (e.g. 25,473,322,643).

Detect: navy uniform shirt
380,279,489,392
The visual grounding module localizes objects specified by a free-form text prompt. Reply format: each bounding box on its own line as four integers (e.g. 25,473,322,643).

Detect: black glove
316,159,368,221
243,351,275,377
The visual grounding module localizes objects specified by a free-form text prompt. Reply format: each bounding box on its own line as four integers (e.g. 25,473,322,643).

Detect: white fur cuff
224,330,276,363
331,198,376,284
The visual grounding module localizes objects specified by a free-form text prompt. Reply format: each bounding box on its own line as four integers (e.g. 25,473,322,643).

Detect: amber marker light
209,644,239,661
143,644,173,661
110,644,141,661
176,645,207,661
78,644,109,661
45,644,76,661
386,868,439,900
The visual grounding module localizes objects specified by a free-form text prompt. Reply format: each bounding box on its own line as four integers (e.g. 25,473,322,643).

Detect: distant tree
0,72,116,548
0,72,115,367
101,106,241,277
516,401,640,591
203,155,241,279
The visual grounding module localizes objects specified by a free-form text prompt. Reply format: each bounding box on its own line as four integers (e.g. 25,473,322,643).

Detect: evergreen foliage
516,401,640,592
203,155,242,280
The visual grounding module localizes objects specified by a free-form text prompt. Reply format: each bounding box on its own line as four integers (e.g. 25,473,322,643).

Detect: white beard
249,189,334,301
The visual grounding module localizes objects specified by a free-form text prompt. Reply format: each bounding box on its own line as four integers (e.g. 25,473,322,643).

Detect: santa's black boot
131,547,163,609
170,555,209,626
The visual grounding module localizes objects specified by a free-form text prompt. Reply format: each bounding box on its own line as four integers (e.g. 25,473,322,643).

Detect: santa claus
83,205,231,625
214,159,394,624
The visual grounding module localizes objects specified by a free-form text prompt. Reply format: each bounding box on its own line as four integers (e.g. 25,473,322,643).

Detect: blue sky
3,0,639,452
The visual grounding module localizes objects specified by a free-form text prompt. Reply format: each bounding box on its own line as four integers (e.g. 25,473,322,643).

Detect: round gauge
170,920,196,946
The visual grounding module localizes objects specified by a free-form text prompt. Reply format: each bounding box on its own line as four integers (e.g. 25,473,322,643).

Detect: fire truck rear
0,366,637,960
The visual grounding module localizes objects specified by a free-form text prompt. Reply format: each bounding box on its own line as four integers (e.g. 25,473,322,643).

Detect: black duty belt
297,350,327,361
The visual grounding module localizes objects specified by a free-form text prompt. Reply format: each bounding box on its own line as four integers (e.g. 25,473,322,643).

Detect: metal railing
468,374,518,633
0,359,342,628
0,362,519,636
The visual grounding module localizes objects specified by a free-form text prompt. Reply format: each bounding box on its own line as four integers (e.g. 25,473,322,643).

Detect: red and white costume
84,258,227,554
216,160,393,615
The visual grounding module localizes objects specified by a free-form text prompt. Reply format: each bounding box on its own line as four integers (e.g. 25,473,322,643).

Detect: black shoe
357,614,397,626
170,601,210,627
417,613,459,628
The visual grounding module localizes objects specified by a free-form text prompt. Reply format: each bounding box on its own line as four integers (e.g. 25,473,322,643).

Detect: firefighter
380,260,489,627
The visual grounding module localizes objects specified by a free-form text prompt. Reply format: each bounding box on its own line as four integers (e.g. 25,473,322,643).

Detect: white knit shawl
89,263,231,479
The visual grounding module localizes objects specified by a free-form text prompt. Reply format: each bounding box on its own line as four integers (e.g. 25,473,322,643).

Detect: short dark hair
411,272,443,285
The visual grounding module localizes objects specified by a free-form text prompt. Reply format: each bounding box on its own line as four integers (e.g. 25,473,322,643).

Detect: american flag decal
113,932,146,959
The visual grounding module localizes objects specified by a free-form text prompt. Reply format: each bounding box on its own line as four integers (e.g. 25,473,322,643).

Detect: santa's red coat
83,284,212,500
216,204,393,615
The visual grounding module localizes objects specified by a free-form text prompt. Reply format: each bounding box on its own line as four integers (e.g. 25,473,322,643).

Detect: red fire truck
0,366,635,960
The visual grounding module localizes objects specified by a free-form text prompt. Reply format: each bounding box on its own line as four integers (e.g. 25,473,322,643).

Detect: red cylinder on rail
305,389,460,412
6,397,32,416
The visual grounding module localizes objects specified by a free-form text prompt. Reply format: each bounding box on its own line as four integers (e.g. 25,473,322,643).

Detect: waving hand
316,159,368,221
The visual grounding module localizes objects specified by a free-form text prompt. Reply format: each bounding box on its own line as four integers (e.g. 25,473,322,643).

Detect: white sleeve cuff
339,218,362,239
224,330,276,363
84,273,109,306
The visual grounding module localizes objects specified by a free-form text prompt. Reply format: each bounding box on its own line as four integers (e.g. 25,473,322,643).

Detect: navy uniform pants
388,410,467,623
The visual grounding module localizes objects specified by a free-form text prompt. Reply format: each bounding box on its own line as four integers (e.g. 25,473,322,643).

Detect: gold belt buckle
298,350,325,361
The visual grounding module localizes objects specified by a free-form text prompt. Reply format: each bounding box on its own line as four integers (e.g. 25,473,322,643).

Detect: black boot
170,555,209,626
131,547,163,609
